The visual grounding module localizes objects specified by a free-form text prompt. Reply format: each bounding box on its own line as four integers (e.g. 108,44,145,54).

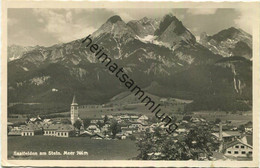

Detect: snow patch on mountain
21,66,29,71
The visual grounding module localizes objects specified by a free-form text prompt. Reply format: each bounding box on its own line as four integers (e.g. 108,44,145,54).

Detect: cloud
32,9,96,43
234,8,254,34
8,8,245,46
187,9,217,15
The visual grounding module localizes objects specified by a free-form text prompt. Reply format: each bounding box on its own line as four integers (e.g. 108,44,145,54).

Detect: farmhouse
56,125,76,137
43,124,59,136
223,138,252,157
212,131,241,142
21,124,42,136
43,124,76,137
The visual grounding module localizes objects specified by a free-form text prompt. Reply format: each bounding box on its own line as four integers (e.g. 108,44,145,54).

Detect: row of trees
8,103,70,115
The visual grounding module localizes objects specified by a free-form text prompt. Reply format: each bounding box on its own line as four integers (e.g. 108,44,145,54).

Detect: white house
223,138,253,157
21,124,42,136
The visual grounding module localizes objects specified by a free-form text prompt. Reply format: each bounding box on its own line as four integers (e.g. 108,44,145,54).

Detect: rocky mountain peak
141,17,149,22
92,15,136,39
154,14,196,48
199,32,209,45
106,15,123,24
154,14,181,36
200,27,252,59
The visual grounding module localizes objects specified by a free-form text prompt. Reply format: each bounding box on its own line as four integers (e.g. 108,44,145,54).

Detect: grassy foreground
8,136,139,160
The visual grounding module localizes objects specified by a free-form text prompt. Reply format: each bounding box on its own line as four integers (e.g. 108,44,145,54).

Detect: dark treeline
8,103,70,115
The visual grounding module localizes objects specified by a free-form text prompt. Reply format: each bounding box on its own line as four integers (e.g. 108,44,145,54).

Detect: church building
71,95,79,125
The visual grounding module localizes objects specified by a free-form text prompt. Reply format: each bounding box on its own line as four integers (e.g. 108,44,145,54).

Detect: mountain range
8,13,252,112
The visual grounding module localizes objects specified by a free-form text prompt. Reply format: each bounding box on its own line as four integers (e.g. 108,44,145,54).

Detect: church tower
70,95,78,125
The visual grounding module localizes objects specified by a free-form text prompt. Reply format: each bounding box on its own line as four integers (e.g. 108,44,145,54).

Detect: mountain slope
127,17,160,38
7,14,252,113
200,27,252,59
155,14,196,49
7,45,41,62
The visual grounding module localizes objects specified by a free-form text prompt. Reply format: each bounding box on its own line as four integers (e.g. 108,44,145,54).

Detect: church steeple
70,94,78,125
71,94,78,105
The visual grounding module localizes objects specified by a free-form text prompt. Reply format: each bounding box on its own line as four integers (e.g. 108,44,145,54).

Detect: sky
8,8,253,47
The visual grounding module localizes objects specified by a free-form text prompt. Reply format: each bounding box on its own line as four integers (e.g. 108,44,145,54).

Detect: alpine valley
8,14,252,113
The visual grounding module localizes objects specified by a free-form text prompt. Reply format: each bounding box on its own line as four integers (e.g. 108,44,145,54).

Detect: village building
129,122,142,129
87,124,101,134
138,124,149,132
8,126,22,136
90,118,103,124
175,125,188,133
121,127,134,135
56,125,76,137
120,115,131,120
137,115,148,124
43,124,60,136
43,124,76,137
223,137,253,157
190,117,201,123
21,124,42,136
43,119,52,124
130,115,139,120
212,131,241,142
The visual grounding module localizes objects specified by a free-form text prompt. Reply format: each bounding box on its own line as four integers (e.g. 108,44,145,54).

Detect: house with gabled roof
56,125,76,137
43,124,76,137
138,115,148,121
21,124,42,136
87,124,101,134
212,131,241,142
223,137,252,158
43,124,60,136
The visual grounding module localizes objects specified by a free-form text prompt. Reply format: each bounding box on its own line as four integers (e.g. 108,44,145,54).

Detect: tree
183,115,192,121
83,118,91,129
129,135,136,141
136,127,219,160
104,115,109,124
238,125,245,132
73,120,82,130
109,120,121,139
215,118,221,124
177,107,182,113
97,121,104,128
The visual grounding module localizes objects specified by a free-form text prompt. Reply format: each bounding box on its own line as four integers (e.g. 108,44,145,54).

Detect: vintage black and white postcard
1,0,260,167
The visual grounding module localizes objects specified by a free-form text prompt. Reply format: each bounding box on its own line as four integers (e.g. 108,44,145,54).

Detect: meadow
8,136,139,160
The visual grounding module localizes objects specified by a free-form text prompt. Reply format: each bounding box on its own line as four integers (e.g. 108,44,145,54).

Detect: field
192,111,252,126
8,136,139,160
